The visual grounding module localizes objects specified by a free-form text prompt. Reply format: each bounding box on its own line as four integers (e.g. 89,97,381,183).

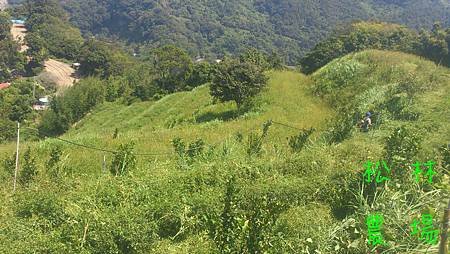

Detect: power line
25,127,172,156
21,123,259,157
24,127,118,154
18,119,326,157
271,120,325,132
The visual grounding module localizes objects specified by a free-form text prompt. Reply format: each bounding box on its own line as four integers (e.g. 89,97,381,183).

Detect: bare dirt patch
0,0,7,10
10,23,78,91
41,59,78,92
11,24,28,52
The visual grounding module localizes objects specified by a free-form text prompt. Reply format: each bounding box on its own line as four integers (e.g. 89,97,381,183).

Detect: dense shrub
110,142,137,176
19,147,38,186
301,21,450,73
14,190,67,228
246,121,272,156
273,204,335,252
38,78,106,136
288,128,315,153
385,126,422,173
326,112,355,144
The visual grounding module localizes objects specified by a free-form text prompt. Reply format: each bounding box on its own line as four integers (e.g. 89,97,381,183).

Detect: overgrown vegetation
0,1,449,252
301,22,450,73
0,51,448,252
0,11,25,80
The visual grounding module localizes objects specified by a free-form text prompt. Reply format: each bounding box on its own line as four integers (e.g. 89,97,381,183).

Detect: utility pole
13,122,20,192
439,198,450,254
102,155,106,173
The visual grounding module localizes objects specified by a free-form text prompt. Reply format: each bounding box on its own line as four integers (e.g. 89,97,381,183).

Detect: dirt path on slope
11,24,29,52
0,0,7,10
10,22,78,90
42,59,78,91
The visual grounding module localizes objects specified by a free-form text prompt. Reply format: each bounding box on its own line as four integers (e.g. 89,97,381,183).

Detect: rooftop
0,83,11,90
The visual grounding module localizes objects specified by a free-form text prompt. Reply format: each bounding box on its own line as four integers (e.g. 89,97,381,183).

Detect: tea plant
110,142,137,176
288,128,315,153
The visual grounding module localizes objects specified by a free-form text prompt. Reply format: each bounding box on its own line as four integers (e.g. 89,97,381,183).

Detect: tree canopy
61,0,450,64
211,58,268,109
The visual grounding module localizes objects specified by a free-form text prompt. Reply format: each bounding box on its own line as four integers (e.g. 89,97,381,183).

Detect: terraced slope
0,50,448,253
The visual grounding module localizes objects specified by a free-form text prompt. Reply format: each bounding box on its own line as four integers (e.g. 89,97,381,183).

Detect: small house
11,19,25,25
0,82,11,90
72,63,81,69
11,19,25,28
33,96,50,111
195,58,205,63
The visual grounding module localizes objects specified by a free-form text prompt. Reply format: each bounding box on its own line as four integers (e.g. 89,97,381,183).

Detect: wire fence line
14,120,317,158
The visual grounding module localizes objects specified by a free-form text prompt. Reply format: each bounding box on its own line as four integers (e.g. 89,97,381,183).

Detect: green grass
62,70,333,159
0,50,449,253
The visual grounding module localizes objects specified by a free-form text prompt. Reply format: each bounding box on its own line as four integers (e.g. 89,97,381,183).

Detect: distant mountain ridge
20,0,450,63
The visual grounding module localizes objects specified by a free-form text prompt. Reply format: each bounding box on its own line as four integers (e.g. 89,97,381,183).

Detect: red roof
0,83,11,90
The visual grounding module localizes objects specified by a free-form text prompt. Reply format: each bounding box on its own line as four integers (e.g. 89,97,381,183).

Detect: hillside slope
66,71,333,155
0,50,449,253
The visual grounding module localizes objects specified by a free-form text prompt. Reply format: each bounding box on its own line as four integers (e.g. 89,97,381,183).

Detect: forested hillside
1,1,449,253
60,0,450,63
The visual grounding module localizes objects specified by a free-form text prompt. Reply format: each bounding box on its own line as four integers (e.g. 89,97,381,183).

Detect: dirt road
43,59,78,91
11,24,28,52
10,21,78,90
0,0,7,10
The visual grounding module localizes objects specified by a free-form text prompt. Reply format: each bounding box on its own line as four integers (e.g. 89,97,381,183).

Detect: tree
25,33,49,75
150,45,193,93
239,48,270,70
210,59,268,109
0,12,11,40
417,23,449,64
0,12,25,80
188,62,214,88
0,79,35,123
300,22,418,74
78,40,131,78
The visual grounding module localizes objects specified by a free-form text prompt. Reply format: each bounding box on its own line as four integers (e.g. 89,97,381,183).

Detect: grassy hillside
0,50,449,253
66,71,332,155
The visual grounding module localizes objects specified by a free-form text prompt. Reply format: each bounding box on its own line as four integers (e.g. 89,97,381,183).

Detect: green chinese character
420,228,440,245
366,214,385,246
412,161,422,183
410,219,420,235
363,161,375,183
419,214,440,245
363,161,390,183
375,161,391,183
424,160,436,184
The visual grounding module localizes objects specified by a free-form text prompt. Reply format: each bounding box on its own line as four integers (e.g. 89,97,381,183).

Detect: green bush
19,147,38,186
325,112,355,144
110,142,137,176
246,120,272,156
14,190,67,228
313,60,365,96
288,128,315,153
187,139,206,159
385,126,422,173
2,152,15,179
273,204,335,253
